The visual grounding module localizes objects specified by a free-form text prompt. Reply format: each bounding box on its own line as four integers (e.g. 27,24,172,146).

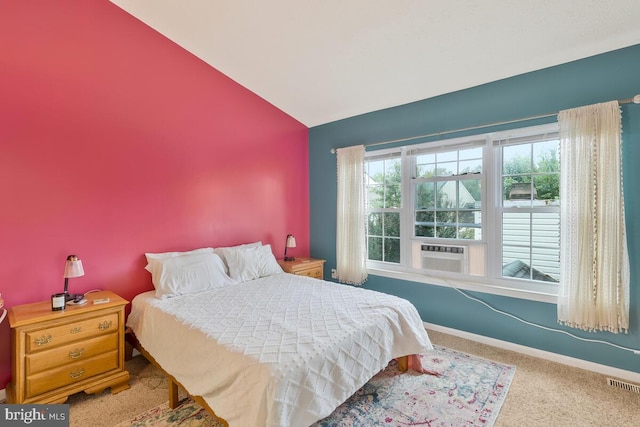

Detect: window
364,123,560,299
365,153,401,263
413,145,483,240
498,135,560,283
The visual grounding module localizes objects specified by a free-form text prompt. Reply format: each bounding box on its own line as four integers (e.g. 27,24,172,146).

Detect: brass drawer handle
98,320,113,331
70,326,82,334
35,335,53,346
69,369,85,379
69,348,85,359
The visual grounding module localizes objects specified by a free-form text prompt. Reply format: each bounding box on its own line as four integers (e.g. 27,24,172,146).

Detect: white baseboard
425,322,640,384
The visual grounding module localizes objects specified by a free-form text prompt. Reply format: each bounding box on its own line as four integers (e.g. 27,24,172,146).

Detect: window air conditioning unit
421,244,468,274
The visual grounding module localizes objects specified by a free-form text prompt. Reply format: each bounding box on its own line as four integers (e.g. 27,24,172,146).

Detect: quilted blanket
127,273,433,427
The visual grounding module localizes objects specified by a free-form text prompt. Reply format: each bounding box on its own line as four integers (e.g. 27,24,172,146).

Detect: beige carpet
68,329,640,426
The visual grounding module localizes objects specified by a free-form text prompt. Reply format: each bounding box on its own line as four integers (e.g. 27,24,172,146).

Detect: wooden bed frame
125,329,409,426
125,329,229,426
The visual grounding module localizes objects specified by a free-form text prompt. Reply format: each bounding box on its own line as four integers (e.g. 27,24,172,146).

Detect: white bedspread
127,273,432,427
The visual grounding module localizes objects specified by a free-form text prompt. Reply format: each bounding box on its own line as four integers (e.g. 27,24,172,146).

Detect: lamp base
284,257,295,261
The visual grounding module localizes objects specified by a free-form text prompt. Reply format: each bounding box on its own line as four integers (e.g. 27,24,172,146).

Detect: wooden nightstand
7,290,130,404
277,257,326,279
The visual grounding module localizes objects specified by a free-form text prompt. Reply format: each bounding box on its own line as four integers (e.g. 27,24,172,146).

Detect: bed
127,244,433,427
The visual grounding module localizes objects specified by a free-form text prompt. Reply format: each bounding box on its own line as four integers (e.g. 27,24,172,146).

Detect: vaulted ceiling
110,1,640,127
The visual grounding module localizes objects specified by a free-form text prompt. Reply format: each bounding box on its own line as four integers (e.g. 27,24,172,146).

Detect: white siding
503,212,560,281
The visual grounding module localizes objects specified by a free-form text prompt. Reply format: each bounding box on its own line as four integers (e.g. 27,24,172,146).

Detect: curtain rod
330,94,640,154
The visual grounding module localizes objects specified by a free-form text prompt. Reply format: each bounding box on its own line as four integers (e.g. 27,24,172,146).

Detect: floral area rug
118,346,515,427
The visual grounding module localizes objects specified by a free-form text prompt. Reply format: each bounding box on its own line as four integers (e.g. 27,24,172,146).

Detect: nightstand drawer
26,350,119,397
26,333,118,375
25,312,119,353
297,267,323,279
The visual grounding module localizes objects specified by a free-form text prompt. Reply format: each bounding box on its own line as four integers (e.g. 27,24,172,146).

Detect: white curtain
557,101,629,333
336,145,368,285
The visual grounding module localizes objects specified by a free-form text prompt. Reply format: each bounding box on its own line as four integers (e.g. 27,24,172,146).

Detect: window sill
367,266,558,304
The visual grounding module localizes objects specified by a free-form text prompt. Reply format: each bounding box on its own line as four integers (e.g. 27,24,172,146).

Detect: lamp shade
286,235,297,248
64,255,85,278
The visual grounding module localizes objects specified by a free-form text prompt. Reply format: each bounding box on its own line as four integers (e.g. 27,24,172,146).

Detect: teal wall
309,44,640,373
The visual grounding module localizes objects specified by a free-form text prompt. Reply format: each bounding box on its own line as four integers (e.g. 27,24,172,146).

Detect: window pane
385,184,401,208
437,225,457,238
384,238,400,263
415,211,434,237
503,144,531,174
368,237,382,261
415,210,434,223
459,147,483,161
459,210,481,227
531,212,560,249
383,212,400,237
459,179,481,208
385,159,401,184
436,161,457,176
436,210,457,225
503,213,531,248
366,157,401,209
368,212,382,236
417,153,435,164
459,208,482,240
436,182,457,208
415,225,435,237
531,246,560,281
367,185,384,209
533,174,559,204
415,182,435,209
417,163,435,178
503,176,532,207
459,159,482,174
436,211,457,238
533,140,559,173
416,153,435,178
436,151,457,162
502,212,559,283
366,160,385,183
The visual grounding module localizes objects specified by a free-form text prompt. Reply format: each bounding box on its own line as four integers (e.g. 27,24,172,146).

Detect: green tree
503,146,559,201
367,160,401,262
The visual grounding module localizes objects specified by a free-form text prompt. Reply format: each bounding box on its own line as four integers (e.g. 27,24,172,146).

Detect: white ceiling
110,1,640,127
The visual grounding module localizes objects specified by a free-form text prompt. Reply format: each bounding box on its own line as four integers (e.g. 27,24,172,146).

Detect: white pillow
225,244,283,282
148,252,236,298
145,247,214,276
214,241,262,274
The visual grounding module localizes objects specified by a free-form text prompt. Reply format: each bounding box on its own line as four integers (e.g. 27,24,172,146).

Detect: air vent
420,244,467,274
607,378,640,393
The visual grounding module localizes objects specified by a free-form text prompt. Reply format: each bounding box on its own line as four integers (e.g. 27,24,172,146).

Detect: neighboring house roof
502,260,558,283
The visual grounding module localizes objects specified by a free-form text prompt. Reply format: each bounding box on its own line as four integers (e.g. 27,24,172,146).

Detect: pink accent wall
0,2,309,390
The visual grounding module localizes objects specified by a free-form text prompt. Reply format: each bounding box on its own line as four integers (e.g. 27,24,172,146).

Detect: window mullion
400,147,414,267
486,137,500,281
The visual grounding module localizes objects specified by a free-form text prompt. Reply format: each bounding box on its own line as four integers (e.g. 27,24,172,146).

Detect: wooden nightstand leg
125,328,139,361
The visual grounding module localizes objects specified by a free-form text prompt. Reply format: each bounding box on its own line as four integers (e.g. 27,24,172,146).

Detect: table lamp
284,234,296,261
63,254,85,302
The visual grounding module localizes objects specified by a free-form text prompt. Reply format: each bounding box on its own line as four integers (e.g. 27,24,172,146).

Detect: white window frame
364,149,403,265
365,123,560,303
